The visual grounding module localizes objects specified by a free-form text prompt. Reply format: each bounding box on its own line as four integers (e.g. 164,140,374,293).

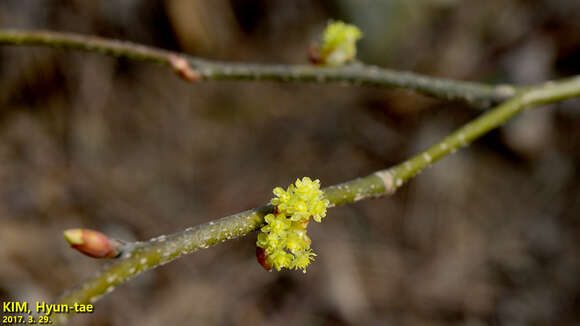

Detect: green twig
0,29,516,107
53,75,580,325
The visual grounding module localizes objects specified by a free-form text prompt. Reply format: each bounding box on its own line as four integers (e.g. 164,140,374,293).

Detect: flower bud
63,229,121,258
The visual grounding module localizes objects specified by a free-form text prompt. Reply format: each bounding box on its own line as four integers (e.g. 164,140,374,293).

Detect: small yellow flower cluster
320,21,363,67
257,177,330,273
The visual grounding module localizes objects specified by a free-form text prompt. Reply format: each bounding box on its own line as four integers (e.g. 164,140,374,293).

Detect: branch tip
63,229,83,245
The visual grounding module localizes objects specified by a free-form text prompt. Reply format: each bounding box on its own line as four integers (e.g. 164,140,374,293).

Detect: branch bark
53,75,580,325
0,29,517,107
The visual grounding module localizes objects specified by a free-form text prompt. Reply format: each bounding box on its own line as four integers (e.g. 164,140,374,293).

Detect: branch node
374,170,395,195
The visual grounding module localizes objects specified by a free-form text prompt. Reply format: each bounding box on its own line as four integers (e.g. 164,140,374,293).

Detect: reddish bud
256,247,272,271
307,43,323,65
63,229,121,258
168,55,202,82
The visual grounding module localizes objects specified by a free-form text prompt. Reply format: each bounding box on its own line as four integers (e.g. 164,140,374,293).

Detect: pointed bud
63,229,121,258
168,55,202,83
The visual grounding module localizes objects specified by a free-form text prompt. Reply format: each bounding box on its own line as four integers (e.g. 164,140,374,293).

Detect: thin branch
0,29,517,107
52,75,580,325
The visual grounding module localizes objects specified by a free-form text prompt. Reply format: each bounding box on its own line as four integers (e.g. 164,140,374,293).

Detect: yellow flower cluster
257,177,329,273
320,21,363,67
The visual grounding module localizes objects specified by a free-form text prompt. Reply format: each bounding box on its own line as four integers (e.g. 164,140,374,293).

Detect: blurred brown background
1,1,580,325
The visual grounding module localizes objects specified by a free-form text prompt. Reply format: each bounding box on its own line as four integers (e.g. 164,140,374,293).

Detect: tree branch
0,29,516,107
52,75,580,325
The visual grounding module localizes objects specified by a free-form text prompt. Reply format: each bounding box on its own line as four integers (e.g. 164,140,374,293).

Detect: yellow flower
285,232,310,252
257,177,329,272
261,213,291,234
320,21,363,67
310,199,329,223
271,177,328,223
269,249,294,271
292,249,316,273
